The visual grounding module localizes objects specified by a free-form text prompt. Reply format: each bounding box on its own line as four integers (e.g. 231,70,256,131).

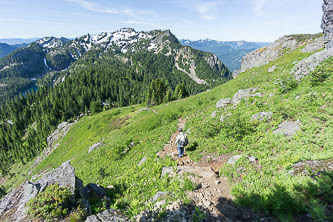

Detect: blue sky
0,0,323,42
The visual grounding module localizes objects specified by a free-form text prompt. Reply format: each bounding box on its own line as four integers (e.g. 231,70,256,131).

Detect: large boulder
273,121,301,137
322,0,333,49
0,161,77,222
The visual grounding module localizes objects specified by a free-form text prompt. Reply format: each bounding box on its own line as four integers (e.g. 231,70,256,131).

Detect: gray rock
232,88,263,106
152,191,168,202
47,122,73,147
96,209,129,222
216,98,231,108
273,120,301,137
138,156,147,166
85,215,100,222
88,141,103,153
139,108,149,112
268,65,276,73
288,159,333,176
240,35,301,73
36,161,76,193
292,48,333,80
211,111,218,118
227,155,243,165
161,167,174,177
248,156,257,163
220,113,232,122
0,161,77,221
301,36,324,53
251,112,273,121
322,0,333,49
204,54,225,72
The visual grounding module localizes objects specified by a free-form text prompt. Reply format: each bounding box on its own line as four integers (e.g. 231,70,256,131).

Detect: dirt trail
157,118,236,220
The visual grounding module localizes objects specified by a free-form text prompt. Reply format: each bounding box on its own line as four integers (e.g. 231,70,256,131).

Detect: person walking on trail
175,128,188,158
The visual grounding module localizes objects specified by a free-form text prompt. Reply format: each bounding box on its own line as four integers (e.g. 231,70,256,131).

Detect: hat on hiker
178,128,183,132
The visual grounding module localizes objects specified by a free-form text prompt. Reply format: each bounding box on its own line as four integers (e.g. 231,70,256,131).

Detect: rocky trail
156,118,271,222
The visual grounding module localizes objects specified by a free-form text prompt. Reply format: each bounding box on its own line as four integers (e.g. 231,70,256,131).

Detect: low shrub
27,184,72,221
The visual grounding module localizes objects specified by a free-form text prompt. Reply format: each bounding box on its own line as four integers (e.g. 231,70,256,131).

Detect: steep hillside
0,28,231,103
237,33,324,76
1,32,333,221
180,39,269,72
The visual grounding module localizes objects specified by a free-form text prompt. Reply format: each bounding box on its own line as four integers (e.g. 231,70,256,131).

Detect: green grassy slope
4,37,333,220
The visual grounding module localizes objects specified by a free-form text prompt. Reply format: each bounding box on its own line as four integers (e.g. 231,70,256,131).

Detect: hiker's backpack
179,133,188,147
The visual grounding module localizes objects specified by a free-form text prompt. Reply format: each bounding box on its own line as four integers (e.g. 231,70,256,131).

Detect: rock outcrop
239,35,300,73
291,48,333,80
0,161,77,221
88,141,103,153
322,0,333,49
288,158,333,176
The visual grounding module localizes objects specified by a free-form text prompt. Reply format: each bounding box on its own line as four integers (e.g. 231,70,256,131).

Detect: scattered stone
273,120,301,137
251,112,273,121
152,191,168,202
268,65,276,73
322,0,333,49
85,215,100,222
219,113,232,122
288,159,333,176
292,48,333,80
138,156,147,166
248,156,257,163
88,141,103,153
107,185,114,189
161,167,174,177
295,95,301,100
215,180,221,185
232,88,263,106
216,98,231,108
211,111,218,118
86,209,129,222
139,108,149,112
227,155,243,165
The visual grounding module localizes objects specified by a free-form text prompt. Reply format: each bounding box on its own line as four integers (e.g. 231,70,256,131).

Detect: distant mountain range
0,28,231,103
0,38,38,45
180,39,269,72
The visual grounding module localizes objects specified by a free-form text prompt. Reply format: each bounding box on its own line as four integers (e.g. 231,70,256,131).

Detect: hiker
175,128,188,158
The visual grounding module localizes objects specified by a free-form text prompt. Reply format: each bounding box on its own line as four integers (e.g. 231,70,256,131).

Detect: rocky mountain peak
321,0,333,49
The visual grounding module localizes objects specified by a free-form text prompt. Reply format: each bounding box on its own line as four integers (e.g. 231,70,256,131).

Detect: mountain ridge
0,28,231,103
180,39,269,72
